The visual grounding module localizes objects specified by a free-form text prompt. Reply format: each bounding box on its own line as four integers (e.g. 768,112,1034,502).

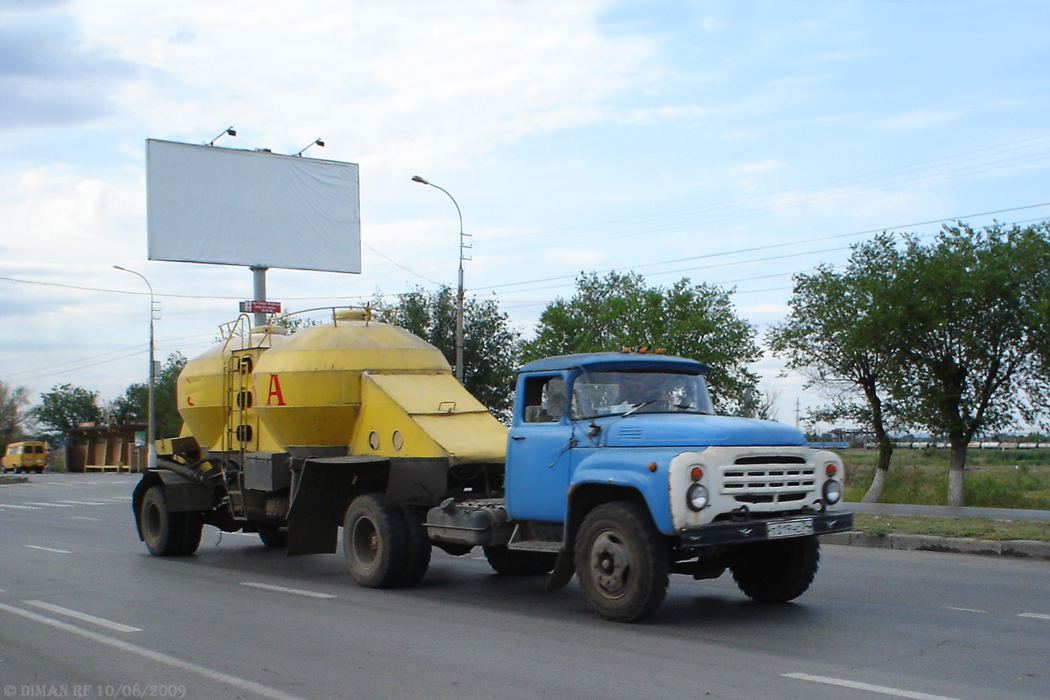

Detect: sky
2,0,1049,430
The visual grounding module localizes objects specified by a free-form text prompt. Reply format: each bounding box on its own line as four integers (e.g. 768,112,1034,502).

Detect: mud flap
286,455,389,556
546,550,576,592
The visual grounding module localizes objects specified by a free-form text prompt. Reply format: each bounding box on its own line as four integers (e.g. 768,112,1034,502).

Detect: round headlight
823,480,843,505
686,483,709,511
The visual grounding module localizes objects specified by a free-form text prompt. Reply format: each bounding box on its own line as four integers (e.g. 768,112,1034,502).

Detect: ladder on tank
219,315,269,521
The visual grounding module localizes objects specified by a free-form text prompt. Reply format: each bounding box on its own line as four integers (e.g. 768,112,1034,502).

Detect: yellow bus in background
2,441,48,474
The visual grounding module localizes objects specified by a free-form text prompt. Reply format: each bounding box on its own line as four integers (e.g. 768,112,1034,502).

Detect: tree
0,380,32,451
768,235,906,502
379,287,519,418
521,272,761,414
112,353,188,439
33,384,102,442
888,223,1050,506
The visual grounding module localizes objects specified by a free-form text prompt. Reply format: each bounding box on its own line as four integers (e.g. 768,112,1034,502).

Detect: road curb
822,531,1050,561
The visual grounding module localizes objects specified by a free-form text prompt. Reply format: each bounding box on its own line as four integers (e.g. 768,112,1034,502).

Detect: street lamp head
113,264,127,272
296,138,325,157
209,126,237,146
411,175,429,185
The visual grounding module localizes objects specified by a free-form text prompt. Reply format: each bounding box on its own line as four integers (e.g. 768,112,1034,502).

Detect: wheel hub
589,531,630,594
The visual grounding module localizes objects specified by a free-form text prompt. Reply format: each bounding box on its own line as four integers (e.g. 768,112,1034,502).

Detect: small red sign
239,300,282,314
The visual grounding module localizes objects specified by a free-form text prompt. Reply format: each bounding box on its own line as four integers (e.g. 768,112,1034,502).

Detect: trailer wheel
575,502,669,622
730,535,820,603
483,546,558,576
141,485,188,556
343,494,408,588
258,524,288,549
398,507,432,587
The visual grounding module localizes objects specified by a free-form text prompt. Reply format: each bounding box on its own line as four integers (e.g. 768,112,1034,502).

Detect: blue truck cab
428,351,852,621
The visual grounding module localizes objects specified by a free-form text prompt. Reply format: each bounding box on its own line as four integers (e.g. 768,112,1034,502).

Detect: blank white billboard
146,139,361,273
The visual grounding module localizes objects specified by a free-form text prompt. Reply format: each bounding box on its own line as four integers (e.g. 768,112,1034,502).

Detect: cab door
505,374,575,523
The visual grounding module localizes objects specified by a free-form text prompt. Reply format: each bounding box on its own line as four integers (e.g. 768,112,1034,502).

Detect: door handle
510,435,525,440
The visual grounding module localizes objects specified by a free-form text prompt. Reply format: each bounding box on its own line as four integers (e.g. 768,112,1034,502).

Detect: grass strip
852,513,1050,543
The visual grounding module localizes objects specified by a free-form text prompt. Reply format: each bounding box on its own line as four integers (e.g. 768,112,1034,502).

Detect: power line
474,202,1050,294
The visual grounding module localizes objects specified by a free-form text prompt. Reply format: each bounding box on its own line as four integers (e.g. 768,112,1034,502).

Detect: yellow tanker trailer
132,308,519,588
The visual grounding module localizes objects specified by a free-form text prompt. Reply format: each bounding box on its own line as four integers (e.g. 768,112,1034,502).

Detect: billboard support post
251,266,268,327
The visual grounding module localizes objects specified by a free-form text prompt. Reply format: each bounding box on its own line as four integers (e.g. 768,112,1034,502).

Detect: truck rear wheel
343,494,408,588
730,535,820,603
399,507,432,587
141,485,192,556
179,512,203,556
574,502,669,622
483,546,557,576
258,524,288,549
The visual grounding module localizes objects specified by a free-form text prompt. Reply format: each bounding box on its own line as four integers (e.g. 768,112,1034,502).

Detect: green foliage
380,287,519,418
521,272,761,413
111,353,187,439
768,235,908,486
33,384,102,443
777,222,1050,505
0,380,31,452
891,223,1050,441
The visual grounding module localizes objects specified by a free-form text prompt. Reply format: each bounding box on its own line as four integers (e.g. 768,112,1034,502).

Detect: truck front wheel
574,502,669,622
730,535,820,603
343,494,408,588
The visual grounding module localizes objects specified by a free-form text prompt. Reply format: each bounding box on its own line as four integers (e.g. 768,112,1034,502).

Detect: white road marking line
59,500,107,505
1018,612,1050,620
947,606,988,614
25,600,142,633
26,502,77,508
241,582,336,599
1,504,43,510
783,673,966,700
68,516,101,522
25,545,72,554
0,602,310,700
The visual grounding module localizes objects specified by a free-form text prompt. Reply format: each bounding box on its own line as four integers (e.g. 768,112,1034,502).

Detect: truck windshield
570,371,715,419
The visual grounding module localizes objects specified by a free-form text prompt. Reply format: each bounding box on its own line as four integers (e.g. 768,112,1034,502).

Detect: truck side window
522,376,566,423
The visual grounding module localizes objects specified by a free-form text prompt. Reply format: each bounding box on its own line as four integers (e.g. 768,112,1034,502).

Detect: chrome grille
721,458,816,504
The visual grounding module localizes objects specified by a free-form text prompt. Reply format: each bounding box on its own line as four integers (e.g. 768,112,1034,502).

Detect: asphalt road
1,474,1047,700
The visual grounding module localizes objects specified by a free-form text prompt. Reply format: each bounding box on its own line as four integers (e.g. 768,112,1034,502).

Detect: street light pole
114,265,157,471
412,175,470,382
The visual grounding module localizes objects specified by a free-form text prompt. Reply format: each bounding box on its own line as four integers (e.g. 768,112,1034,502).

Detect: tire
343,494,408,588
483,545,558,576
35,468,43,474
398,507,433,587
435,542,474,557
258,524,288,549
730,535,820,603
140,486,186,556
179,512,204,555
574,502,669,622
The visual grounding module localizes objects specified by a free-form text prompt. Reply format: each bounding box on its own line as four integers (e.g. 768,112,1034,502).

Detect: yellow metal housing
176,311,506,465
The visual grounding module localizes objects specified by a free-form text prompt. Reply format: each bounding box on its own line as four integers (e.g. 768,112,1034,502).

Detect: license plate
767,518,814,539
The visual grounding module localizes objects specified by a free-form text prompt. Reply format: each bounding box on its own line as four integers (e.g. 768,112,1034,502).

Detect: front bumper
677,511,853,548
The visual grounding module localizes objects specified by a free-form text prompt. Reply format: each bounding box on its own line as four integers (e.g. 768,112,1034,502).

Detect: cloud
0,5,136,128
75,1,660,174
731,159,785,176
875,108,965,132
